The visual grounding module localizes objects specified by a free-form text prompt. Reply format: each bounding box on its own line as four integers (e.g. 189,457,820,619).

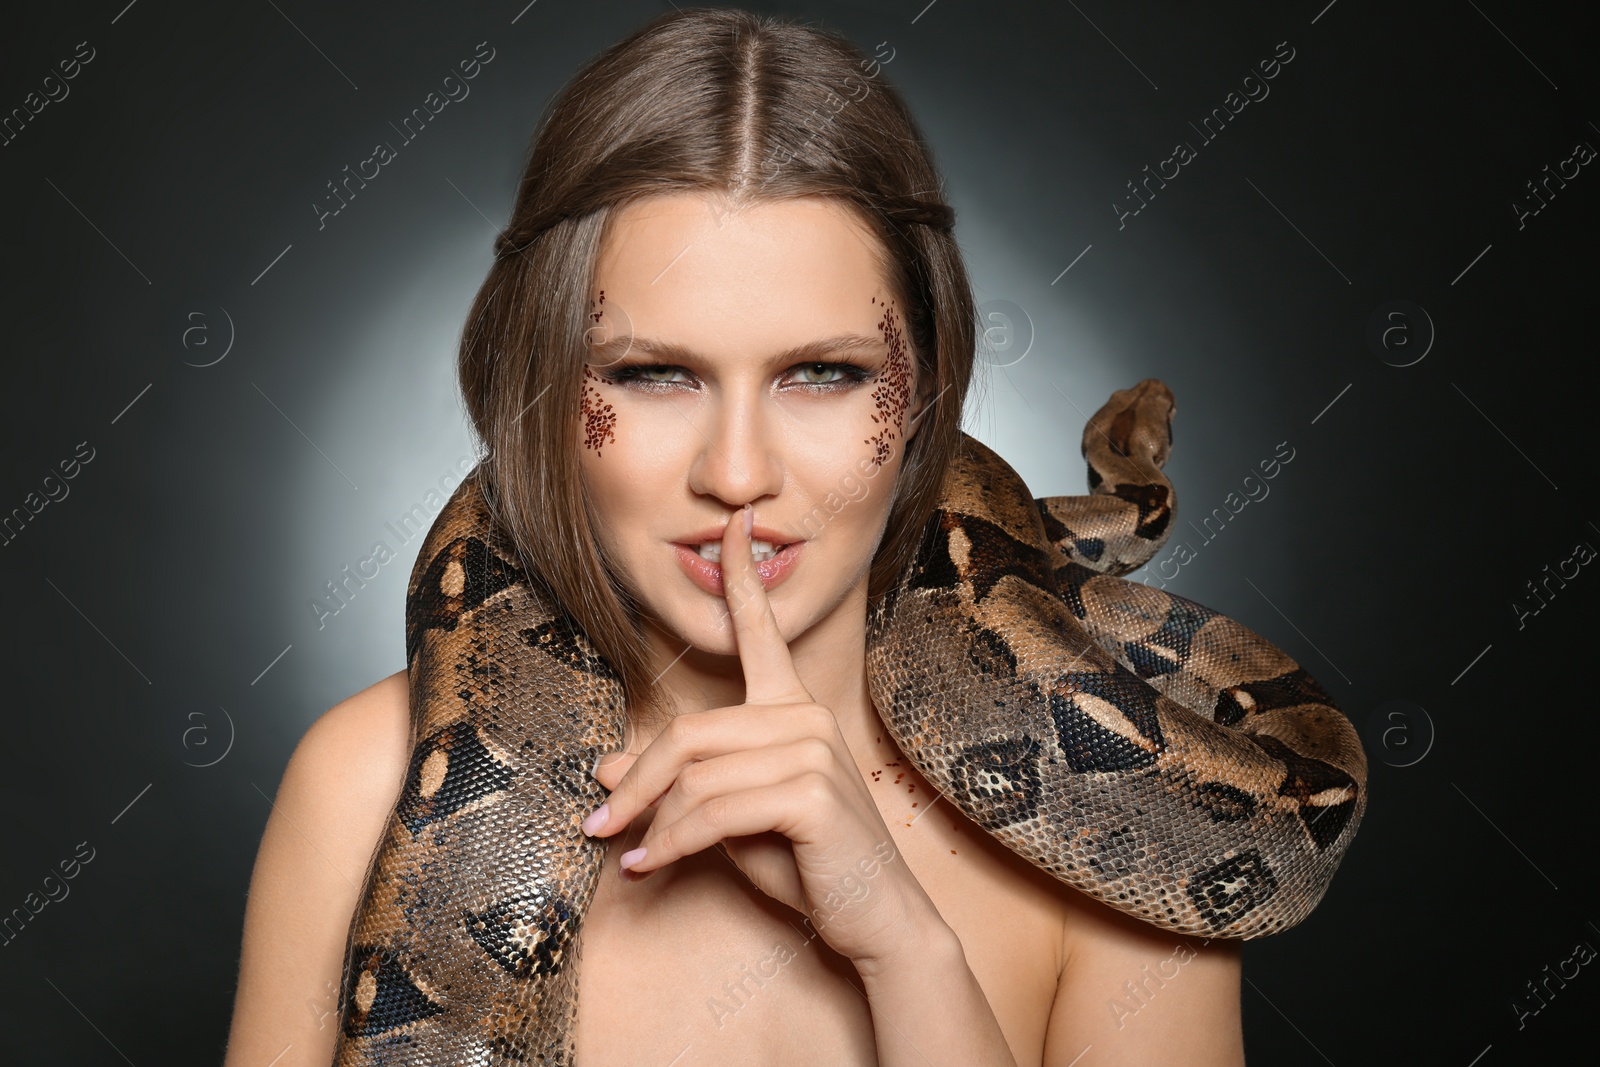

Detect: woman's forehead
597,194,885,281
590,194,897,350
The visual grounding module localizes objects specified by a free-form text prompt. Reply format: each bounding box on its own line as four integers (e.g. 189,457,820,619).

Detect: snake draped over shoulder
331,378,1368,1064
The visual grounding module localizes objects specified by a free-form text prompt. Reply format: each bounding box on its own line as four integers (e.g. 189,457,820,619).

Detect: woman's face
578,192,927,663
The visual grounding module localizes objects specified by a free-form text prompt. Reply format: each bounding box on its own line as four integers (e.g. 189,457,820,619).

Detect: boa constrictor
331,378,1367,1064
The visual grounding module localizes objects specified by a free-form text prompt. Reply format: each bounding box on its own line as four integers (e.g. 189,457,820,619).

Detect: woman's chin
641,602,743,659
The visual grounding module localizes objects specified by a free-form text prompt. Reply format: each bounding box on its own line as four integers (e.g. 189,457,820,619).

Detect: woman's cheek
865,295,914,472
580,365,618,457
581,290,621,458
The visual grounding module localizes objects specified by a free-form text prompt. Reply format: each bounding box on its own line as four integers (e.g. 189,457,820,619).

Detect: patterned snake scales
331,378,1367,1063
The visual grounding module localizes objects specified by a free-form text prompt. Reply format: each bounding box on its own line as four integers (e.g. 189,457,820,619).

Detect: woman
225,8,1245,1065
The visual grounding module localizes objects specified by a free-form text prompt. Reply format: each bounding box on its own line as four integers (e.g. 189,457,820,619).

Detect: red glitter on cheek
581,290,617,456
865,297,913,470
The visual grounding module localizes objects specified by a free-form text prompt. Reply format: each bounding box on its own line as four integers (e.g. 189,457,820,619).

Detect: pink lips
670,539,804,596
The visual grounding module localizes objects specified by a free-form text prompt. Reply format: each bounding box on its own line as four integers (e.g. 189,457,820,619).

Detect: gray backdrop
2,0,1594,1062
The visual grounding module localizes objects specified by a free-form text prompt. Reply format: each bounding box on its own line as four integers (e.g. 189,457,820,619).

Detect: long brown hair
457,6,976,719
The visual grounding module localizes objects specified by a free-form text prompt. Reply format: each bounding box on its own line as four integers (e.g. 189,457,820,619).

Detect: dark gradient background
2,1,1595,1063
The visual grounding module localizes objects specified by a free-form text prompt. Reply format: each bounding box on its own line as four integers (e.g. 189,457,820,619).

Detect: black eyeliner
599,360,876,390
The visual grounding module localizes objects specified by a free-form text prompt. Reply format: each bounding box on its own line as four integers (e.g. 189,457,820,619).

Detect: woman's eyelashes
598,360,877,393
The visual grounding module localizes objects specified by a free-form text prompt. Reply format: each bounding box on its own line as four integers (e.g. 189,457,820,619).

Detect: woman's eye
794,362,849,385
600,364,690,387
788,362,875,389
603,361,872,390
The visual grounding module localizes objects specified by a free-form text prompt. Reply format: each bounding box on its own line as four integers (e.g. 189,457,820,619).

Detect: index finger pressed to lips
722,503,812,706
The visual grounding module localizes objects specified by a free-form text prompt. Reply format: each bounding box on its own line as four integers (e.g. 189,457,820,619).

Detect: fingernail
619,846,647,870
742,503,753,536
581,802,609,836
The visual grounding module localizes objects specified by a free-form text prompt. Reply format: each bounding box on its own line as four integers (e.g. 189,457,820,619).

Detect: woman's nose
684,396,785,506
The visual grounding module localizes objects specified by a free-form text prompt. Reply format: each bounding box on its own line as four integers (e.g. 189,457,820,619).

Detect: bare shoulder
1040,888,1245,1066
223,669,412,1067
272,668,412,869
295,669,412,796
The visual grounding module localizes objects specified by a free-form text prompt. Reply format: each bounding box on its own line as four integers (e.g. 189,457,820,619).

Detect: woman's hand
583,502,940,969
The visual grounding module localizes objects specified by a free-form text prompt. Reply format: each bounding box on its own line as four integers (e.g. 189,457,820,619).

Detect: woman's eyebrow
587,333,887,367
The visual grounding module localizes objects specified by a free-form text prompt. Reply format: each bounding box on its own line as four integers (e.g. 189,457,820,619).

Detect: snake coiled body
331,379,1367,1064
